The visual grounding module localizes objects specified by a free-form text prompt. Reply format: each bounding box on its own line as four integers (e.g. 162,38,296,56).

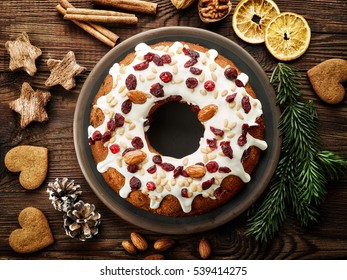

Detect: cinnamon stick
64,14,138,24
66,7,136,17
92,0,158,15
58,0,119,47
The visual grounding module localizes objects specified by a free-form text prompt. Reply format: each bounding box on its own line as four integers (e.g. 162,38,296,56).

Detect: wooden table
0,0,346,260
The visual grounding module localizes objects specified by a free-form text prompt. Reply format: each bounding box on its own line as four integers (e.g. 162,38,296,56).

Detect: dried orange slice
265,12,311,61
232,0,280,44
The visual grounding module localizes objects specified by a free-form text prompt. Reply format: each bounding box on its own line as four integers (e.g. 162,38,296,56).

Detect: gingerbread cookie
9,207,54,254
307,58,347,104
4,145,48,190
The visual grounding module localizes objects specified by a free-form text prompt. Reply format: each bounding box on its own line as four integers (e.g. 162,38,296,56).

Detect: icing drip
88,42,267,213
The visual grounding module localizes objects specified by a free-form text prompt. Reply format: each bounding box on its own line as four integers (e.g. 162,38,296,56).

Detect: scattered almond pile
121,232,212,259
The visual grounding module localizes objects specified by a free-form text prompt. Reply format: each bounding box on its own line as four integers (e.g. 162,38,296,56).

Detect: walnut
198,0,232,23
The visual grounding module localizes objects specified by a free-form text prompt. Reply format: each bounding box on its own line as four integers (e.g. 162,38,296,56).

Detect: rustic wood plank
0,0,346,260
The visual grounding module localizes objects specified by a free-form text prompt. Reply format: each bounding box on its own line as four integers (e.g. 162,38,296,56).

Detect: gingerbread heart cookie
307,58,347,104
9,207,54,254
4,145,48,190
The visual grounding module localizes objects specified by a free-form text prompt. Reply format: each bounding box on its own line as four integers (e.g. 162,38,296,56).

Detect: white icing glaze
88,41,267,213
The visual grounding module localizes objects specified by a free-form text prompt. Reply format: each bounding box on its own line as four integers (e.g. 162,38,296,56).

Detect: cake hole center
147,101,204,158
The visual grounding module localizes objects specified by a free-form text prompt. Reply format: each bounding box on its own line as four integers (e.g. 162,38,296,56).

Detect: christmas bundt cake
88,41,267,216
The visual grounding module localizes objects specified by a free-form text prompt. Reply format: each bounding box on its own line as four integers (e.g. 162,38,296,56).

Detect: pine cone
63,200,101,241
47,178,82,212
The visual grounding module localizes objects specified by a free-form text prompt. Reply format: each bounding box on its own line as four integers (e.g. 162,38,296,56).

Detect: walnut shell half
198,0,232,23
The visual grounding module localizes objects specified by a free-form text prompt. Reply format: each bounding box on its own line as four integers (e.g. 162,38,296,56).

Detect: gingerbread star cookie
9,207,54,254
5,32,42,76
307,58,347,104
45,51,87,90
9,82,51,128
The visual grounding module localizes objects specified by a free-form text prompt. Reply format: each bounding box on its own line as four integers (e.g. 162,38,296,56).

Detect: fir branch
246,63,347,242
317,151,347,180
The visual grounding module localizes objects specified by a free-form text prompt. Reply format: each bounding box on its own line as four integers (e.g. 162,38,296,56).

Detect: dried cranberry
242,95,251,113
107,118,116,132
127,164,139,173
150,83,164,97
153,54,163,66
146,181,156,191
109,144,120,154
220,141,233,159
186,77,198,89
160,162,175,172
181,170,189,177
114,113,125,127
159,71,173,83
183,48,199,58
238,135,247,146
224,67,238,80
242,123,249,134
131,136,144,149
147,165,157,174
219,166,231,173
129,176,141,190
152,155,162,164
202,178,215,190
121,99,132,114
204,80,215,91
101,131,112,143
184,58,198,68
154,99,167,106
206,161,219,173
210,126,224,137
166,95,182,102
125,74,137,90
190,105,200,113
173,166,183,178
181,188,189,198
190,67,202,75
88,137,95,145
122,147,136,156
255,116,264,125
133,61,149,71
225,93,237,103
235,79,244,87
214,187,226,200
92,130,102,141
161,54,172,64
206,138,217,150
144,52,155,62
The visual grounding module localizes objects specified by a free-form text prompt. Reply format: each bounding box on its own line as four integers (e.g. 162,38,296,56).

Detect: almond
185,164,206,178
144,254,165,260
121,240,137,255
153,238,175,252
130,232,148,251
198,104,218,122
199,238,211,259
127,90,147,104
123,150,147,165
